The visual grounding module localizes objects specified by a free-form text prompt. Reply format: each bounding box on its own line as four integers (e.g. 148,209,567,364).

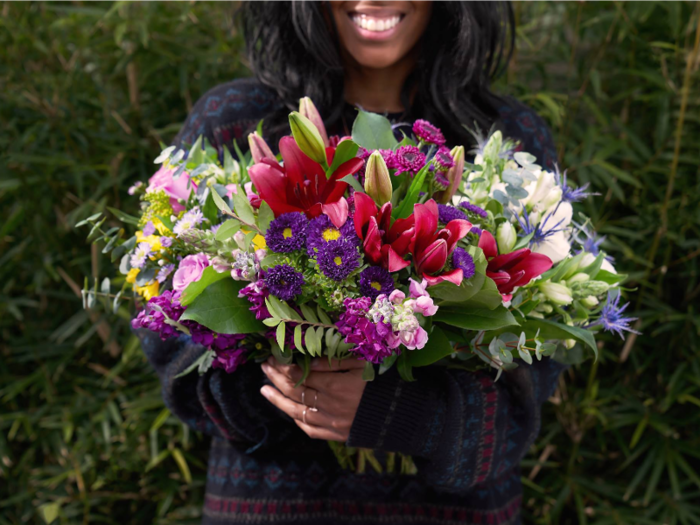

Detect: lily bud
496,222,517,254
247,131,275,164
580,295,599,308
299,97,330,147
289,111,328,165
435,145,465,204
364,150,393,206
567,272,590,284
539,282,573,305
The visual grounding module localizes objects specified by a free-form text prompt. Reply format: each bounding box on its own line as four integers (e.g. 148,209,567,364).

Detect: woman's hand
260,357,367,442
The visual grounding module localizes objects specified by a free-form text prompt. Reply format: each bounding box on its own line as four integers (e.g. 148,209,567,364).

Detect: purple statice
305,214,359,257
143,221,156,236
434,146,454,171
211,347,248,374
470,226,483,238
174,207,204,236
395,145,427,176
265,212,308,253
556,168,597,203
359,266,395,301
131,290,186,340
157,263,175,283
264,264,305,302
459,201,488,219
317,239,360,281
437,204,468,225
335,297,394,364
413,119,446,146
589,292,640,340
160,236,173,248
130,243,152,269
452,247,476,280
239,279,271,320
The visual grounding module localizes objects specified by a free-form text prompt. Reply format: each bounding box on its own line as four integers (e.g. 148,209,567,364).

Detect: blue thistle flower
589,292,640,340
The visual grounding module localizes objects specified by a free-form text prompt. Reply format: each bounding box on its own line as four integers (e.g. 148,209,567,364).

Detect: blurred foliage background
1,2,699,524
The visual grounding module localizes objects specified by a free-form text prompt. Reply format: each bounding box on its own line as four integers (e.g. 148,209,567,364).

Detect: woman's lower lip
348,14,403,41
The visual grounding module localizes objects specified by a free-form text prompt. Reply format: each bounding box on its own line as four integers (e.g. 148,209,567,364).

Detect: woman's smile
349,10,404,39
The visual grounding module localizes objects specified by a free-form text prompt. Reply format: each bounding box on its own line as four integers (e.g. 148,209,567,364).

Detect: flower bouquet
81,97,635,470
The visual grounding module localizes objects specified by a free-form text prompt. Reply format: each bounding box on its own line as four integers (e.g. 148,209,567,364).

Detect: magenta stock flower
395,145,426,176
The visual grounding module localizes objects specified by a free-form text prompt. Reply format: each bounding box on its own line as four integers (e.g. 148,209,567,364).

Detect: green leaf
519,318,598,359
407,326,454,367
595,270,627,285
434,304,518,331
180,279,265,334
38,502,60,524
294,324,304,353
202,191,219,225
276,322,286,350
339,174,364,193
107,206,140,226
327,139,359,178
392,163,430,220
362,361,376,381
231,187,256,224
396,352,415,382
256,201,274,233
174,349,215,378
431,272,486,304
351,110,398,150
214,219,241,241
210,187,232,214
180,267,230,306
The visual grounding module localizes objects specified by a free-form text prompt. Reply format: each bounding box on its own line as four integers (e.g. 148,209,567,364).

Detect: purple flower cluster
264,264,305,301
335,297,394,364
437,204,468,225
434,146,454,171
131,290,185,340
305,214,358,257
358,148,398,169
265,212,308,253
452,247,476,280
395,145,426,175
413,119,446,146
459,200,488,219
359,266,395,301
211,345,247,373
317,239,360,281
239,279,270,320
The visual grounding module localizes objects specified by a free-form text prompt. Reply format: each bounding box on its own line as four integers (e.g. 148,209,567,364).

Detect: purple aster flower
317,239,361,281
143,221,156,237
130,243,152,269
470,226,483,237
174,208,204,236
335,297,394,364
305,214,359,257
359,266,395,300
239,279,271,320
265,212,308,253
589,292,640,340
413,119,446,146
157,263,175,283
395,145,427,175
264,264,305,302
437,204,468,225
160,237,173,248
452,247,475,280
434,146,454,171
211,347,248,374
459,201,488,219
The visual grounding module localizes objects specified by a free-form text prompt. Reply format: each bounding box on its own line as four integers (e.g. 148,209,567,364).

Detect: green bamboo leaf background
1,2,699,524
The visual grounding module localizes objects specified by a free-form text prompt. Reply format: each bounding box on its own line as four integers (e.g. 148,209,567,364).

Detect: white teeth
352,14,401,33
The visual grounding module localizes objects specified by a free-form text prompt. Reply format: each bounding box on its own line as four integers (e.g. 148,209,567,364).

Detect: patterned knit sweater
139,78,567,525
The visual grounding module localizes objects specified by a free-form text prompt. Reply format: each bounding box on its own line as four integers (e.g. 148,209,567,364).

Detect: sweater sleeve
348,100,567,491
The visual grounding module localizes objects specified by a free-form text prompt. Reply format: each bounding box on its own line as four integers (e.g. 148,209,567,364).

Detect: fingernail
260,386,270,398
261,363,270,374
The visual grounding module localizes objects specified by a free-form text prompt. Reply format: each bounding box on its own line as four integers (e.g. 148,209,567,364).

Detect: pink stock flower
409,278,439,316
173,253,210,292
148,166,193,213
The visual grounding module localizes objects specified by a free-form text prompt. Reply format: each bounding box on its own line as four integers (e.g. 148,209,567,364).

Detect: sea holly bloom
248,136,363,219
353,192,414,272
589,292,640,340
478,230,553,302
413,119,446,146
411,200,472,286
265,212,308,253
148,166,193,213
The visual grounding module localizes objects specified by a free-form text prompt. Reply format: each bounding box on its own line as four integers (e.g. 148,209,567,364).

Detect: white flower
497,222,517,253
580,252,617,274
532,230,571,265
539,282,573,305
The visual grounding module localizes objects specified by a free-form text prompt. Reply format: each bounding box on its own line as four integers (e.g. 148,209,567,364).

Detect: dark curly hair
239,1,514,146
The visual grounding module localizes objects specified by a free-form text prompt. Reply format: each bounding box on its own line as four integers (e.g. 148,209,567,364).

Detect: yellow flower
126,268,140,284
152,217,170,236
135,280,160,300
136,231,163,252
253,234,266,251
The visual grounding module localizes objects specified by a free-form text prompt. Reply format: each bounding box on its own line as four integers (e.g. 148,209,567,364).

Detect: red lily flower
248,136,363,220
353,193,414,272
478,230,553,301
411,200,472,286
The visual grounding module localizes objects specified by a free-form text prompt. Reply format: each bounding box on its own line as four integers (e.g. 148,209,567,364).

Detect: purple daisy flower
160,237,173,248
459,200,488,219
437,204,468,224
173,208,204,236
305,214,359,257
265,212,308,253
434,146,454,171
413,119,446,146
359,266,395,300
395,145,427,175
317,239,361,282
452,247,475,280
264,264,304,302
156,263,175,283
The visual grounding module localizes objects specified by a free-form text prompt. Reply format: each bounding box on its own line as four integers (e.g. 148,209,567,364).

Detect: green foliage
1,2,699,524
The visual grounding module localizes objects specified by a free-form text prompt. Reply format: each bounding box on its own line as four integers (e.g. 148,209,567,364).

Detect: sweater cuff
347,367,442,456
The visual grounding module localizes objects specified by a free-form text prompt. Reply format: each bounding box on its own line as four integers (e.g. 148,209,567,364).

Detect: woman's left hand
260,357,367,442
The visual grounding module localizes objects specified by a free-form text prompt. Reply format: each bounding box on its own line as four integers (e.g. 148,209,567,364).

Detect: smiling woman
143,2,566,524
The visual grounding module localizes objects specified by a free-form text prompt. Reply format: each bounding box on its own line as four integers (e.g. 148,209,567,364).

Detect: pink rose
148,166,194,213
173,253,210,292
400,326,428,350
